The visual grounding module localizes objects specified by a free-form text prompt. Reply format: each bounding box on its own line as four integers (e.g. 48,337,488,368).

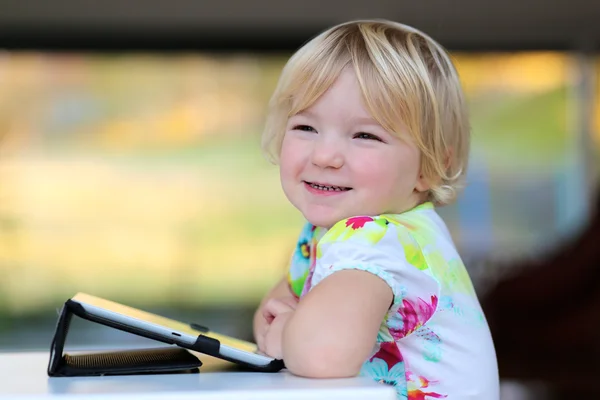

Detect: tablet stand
48,299,202,377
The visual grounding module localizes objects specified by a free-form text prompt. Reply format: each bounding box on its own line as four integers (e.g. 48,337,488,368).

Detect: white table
0,351,396,400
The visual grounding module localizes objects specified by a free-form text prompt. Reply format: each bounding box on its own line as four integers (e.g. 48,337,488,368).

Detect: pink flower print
406,371,439,389
363,342,406,397
390,295,438,340
408,389,447,400
300,237,319,297
407,370,447,399
300,263,315,297
369,341,404,369
418,376,432,388
345,216,374,230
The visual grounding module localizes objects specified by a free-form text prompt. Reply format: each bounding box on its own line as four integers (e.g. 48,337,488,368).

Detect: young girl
253,19,499,399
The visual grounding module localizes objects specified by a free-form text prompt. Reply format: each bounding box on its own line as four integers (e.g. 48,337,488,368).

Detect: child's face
279,68,429,228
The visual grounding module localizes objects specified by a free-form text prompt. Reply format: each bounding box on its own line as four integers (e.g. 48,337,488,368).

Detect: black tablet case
48,298,284,376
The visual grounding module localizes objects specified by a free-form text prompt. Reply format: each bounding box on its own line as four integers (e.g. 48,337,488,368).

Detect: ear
415,147,453,193
415,174,430,193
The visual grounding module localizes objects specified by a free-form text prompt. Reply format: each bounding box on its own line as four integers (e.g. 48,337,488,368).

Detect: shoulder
391,202,451,242
320,203,439,244
317,214,425,268
317,208,443,273
311,214,441,307
319,215,397,246
318,214,422,248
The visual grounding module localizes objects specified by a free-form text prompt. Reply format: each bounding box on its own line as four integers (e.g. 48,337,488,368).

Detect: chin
305,217,335,229
302,212,339,229
303,208,354,229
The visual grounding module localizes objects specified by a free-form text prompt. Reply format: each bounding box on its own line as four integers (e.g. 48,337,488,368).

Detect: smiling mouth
304,181,352,192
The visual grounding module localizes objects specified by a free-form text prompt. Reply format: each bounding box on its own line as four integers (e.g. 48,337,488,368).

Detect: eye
293,125,317,132
354,132,383,142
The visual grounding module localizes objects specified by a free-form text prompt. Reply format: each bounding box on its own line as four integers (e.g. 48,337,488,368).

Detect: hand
263,310,294,359
255,297,298,355
262,296,298,324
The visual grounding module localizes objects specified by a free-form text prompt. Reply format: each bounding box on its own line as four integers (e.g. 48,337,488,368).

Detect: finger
263,312,290,359
255,330,265,352
263,327,281,359
262,298,295,321
262,308,275,324
254,320,268,351
279,296,299,310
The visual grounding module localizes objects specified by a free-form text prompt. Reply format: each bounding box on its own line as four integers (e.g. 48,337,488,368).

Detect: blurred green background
0,51,598,349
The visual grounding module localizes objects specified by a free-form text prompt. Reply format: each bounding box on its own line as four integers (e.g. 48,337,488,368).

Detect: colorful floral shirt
288,202,499,399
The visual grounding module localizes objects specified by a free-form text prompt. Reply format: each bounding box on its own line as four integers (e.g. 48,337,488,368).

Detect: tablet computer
67,292,284,372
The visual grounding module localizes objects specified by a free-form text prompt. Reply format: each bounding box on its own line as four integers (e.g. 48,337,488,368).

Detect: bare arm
282,269,393,378
253,275,296,349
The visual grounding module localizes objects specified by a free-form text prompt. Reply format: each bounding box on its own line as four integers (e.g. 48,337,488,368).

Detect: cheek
279,136,300,179
352,149,419,192
389,151,422,193
350,151,394,187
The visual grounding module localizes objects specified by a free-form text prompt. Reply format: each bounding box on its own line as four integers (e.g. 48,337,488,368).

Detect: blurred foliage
0,52,598,322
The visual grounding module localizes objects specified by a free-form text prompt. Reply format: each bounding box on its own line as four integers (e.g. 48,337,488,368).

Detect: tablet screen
73,293,258,353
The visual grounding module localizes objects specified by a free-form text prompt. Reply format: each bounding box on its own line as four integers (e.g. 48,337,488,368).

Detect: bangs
277,24,427,147
278,36,351,117
349,26,437,156
352,53,416,141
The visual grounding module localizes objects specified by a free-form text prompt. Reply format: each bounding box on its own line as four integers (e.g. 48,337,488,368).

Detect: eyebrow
295,111,381,127
353,116,381,126
295,110,318,119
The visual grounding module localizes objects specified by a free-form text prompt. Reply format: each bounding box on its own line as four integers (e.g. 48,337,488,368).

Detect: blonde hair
262,19,470,205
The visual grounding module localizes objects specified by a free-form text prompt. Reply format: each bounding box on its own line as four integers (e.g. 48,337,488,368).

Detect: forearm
282,308,367,378
281,271,392,378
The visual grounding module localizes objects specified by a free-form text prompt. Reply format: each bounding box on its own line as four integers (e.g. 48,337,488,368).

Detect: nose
310,135,344,169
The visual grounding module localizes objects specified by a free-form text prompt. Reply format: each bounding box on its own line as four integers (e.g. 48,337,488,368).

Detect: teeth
309,183,348,191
